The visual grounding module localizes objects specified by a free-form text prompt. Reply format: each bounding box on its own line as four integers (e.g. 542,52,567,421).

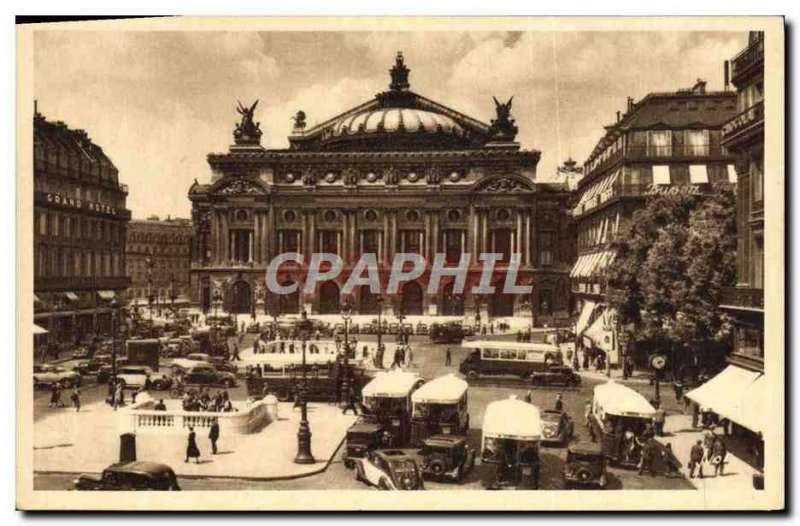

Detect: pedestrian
661,443,681,478
70,387,81,412
232,343,241,361
554,393,563,412
144,375,153,392
691,401,699,428
490,323,495,335
185,426,201,463
523,390,532,404
48,382,59,408
654,404,666,436
406,347,413,366
209,421,220,455
114,381,124,409
638,438,655,476
154,399,167,411
711,436,727,476
445,348,452,366
689,439,704,479
674,379,684,402
342,384,358,415
583,399,592,426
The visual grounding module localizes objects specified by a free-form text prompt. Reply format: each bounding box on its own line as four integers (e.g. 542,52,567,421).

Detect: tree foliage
605,188,737,359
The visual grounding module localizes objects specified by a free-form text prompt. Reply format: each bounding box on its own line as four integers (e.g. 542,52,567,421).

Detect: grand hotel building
188,54,572,323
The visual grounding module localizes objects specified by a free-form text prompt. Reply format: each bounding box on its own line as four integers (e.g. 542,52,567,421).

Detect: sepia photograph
14,15,785,511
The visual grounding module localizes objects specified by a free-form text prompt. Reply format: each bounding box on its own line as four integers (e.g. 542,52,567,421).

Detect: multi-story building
33,109,131,345
570,81,737,367
719,31,765,372
125,216,193,309
188,53,572,324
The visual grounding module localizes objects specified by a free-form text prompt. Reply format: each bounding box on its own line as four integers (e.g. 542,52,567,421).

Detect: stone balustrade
118,395,272,435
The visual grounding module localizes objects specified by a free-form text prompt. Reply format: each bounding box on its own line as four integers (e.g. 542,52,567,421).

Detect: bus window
526,350,540,361
516,350,527,360
500,350,515,360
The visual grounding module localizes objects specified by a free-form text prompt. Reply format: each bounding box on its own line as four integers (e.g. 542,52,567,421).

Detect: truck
125,339,162,371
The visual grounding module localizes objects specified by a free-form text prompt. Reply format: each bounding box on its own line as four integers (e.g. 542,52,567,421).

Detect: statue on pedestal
233,100,263,145
488,96,518,141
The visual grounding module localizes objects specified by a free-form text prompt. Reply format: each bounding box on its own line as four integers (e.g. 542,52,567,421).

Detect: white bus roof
411,374,468,404
362,370,423,398
482,396,542,441
461,341,560,351
593,381,656,418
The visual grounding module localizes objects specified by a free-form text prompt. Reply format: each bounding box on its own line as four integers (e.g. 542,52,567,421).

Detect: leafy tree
605,187,736,370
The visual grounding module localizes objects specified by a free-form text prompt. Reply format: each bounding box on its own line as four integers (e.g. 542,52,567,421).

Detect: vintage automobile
95,358,130,385
342,421,385,469
460,341,564,381
72,346,91,359
170,353,211,374
563,443,607,489
72,461,181,491
530,366,582,387
162,339,188,358
353,449,425,491
116,365,172,391
480,396,541,490
207,356,238,375
429,323,466,344
540,409,575,446
417,435,475,482
33,364,81,388
387,322,400,335
415,323,429,335
72,358,106,377
361,370,426,448
410,374,469,445
246,322,261,334
182,365,237,388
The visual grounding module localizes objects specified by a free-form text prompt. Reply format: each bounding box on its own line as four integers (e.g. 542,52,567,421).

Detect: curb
34,432,349,484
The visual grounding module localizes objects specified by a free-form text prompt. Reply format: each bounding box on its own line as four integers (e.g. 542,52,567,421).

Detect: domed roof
330,107,465,139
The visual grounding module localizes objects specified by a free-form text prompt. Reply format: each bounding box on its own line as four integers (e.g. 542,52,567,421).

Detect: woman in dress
186,426,201,463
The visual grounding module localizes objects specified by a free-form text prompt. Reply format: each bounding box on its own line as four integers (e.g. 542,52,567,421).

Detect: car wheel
344,459,354,470
428,458,447,477
223,379,234,388
466,370,479,381
353,466,362,482
277,388,291,402
520,372,531,381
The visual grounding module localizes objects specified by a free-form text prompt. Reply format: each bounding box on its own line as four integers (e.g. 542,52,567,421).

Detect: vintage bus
481,396,542,489
359,370,425,448
458,341,563,381
589,381,656,468
410,374,469,446
428,323,466,344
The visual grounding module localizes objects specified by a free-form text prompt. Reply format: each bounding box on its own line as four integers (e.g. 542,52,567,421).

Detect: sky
33,30,748,220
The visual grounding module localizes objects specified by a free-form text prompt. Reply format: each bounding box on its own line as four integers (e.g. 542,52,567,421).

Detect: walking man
231,342,241,361
445,348,452,366
523,390,532,404
186,426,201,463
70,387,81,412
554,393,564,412
342,384,358,415
209,421,220,455
654,404,666,437
689,439,705,479
583,399,592,427
711,436,727,476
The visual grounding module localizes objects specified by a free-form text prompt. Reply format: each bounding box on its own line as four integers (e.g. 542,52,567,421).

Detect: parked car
540,409,575,446
417,435,475,482
530,366,582,387
342,422,384,469
116,366,172,391
73,461,180,491
353,449,425,491
72,347,91,359
183,365,237,388
246,322,261,334
563,443,607,489
170,353,211,374
72,358,105,377
207,356,238,375
163,339,188,358
415,323,429,335
33,365,81,388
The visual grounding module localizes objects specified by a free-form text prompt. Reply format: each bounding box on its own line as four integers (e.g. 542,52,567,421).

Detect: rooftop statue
389,51,411,92
489,96,519,141
233,100,263,145
293,110,307,130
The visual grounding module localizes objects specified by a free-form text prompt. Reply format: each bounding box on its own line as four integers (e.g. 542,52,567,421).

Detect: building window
684,130,709,157
751,156,763,204
669,164,690,186
735,326,763,359
647,130,672,157
753,235,763,289
281,230,301,253
323,210,338,223
492,228,512,263
319,230,339,255
400,230,423,254
361,230,381,257
447,209,462,222
231,229,253,262
539,232,554,266
405,209,421,222
39,213,47,235
442,229,464,264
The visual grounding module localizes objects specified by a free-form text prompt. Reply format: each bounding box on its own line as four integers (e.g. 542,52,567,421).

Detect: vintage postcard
16,16,785,511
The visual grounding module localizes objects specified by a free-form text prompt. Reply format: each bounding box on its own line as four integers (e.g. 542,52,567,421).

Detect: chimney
616,110,621,122
724,61,730,90
692,78,707,94
627,97,634,112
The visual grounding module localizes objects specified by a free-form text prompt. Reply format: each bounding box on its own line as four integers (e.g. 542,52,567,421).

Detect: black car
342,421,384,469
183,365,237,388
540,409,575,446
563,443,607,489
417,435,475,482
530,366,581,387
73,461,181,491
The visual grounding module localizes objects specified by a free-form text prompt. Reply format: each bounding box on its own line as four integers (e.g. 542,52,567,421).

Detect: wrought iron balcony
730,34,764,85
720,286,763,311
722,101,764,146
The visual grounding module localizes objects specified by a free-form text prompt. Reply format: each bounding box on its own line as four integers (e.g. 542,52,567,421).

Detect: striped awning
64,292,79,301
97,290,116,300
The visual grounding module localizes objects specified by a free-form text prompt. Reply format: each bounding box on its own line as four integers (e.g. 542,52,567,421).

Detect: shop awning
33,294,41,303
685,365,762,432
575,300,597,336
653,165,671,185
33,324,48,335
64,292,79,301
584,313,613,351
739,375,767,435
97,290,116,300
689,164,709,184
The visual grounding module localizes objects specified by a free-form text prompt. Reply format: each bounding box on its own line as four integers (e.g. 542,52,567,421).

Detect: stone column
481,210,489,255
468,205,476,259
308,210,316,258
516,209,523,263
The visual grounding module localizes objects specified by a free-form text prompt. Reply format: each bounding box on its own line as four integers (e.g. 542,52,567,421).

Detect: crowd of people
176,387,235,413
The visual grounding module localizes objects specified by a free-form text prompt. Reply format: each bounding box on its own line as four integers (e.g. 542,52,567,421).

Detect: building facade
188,54,572,323
33,110,131,345
570,81,737,366
125,216,193,308
719,31,765,373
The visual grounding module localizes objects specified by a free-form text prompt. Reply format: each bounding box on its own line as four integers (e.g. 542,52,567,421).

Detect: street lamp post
341,297,353,363
170,274,177,319
110,299,119,382
294,310,315,464
376,296,384,369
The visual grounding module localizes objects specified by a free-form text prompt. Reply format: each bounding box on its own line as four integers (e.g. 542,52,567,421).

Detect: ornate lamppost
110,298,120,382
341,297,354,363
169,274,177,319
376,296,384,369
212,289,222,343
294,310,315,464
